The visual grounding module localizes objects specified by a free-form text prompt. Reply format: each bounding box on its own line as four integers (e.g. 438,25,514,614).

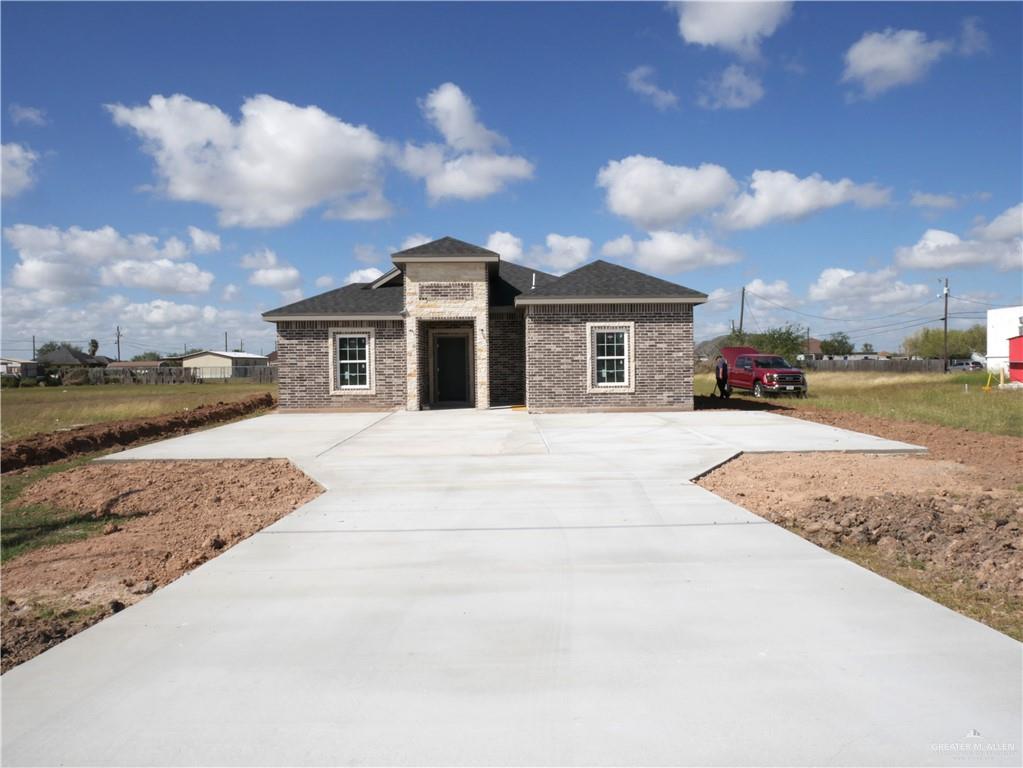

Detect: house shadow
693,395,793,413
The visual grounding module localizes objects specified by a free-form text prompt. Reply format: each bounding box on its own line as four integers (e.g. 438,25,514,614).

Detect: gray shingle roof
490,261,559,306
262,282,404,318
517,260,707,302
393,236,499,258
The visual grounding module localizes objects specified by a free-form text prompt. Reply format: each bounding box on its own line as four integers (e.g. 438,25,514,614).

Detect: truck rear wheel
753,381,764,398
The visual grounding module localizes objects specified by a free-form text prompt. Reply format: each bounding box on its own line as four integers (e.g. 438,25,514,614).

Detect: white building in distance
986,305,1023,372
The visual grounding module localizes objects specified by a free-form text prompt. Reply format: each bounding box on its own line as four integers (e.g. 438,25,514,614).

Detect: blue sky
2,1,1021,360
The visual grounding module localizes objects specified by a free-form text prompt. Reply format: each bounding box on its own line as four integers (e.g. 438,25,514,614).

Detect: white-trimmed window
331,330,374,392
595,330,628,385
586,322,635,393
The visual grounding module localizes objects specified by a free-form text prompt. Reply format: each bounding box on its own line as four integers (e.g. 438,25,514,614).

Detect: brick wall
489,310,526,406
419,283,472,301
275,320,405,409
524,304,694,411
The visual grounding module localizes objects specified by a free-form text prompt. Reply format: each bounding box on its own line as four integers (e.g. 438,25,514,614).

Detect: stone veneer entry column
403,262,490,410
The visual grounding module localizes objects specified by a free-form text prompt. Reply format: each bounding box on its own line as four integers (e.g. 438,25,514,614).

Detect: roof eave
392,255,500,264
262,313,405,322
515,296,708,306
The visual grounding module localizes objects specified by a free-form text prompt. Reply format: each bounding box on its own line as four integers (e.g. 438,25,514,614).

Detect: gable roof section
515,260,707,305
262,282,404,320
392,236,499,261
37,347,105,366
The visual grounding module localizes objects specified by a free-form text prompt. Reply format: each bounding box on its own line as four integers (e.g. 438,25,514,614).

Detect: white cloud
9,104,47,126
698,65,764,110
399,233,432,250
399,83,534,202
248,265,301,290
107,93,392,227
3,224,207,297
600,235,636,258
2,143,38,198
187,226,221,253
910,192,958,210
485,231,524,262
239,248,278,269
959,17,990,56
120,299,218,328
720,169,891,230
278,288,303,304
673,1,793,59
843,29,952,99
101,259,214,293
596,155,737,230
629,231,740,273
808,267,930,309
626,66,678,110
971,203,1023,242
420,82,505,153
745,277,791,302
343,267,384,285
315,275,336,289
400,143,534,202
534,234,592,273
221,283,240,301
895,229,1022,271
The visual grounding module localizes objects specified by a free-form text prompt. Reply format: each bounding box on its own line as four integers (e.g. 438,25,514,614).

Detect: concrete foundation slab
3,409,1018,767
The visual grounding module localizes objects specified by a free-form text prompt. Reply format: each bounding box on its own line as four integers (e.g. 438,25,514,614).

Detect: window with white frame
594,328,629,386
335,333,370,389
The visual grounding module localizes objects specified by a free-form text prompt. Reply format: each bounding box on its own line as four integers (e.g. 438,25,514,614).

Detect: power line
744,291,942,323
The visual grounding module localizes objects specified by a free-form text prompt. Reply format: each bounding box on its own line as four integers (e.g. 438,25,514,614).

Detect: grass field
1,382,277,441
696,370,1023,437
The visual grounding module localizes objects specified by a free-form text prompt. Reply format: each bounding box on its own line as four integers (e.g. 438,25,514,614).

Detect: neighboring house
0,357,37,376
986,305,1023,373
36,347,109,368
182,350,269,379
263,236,707,412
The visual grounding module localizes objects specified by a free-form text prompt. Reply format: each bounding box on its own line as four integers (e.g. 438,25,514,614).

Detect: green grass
696,370,1023,437
0,454,127,561
1,382,277,441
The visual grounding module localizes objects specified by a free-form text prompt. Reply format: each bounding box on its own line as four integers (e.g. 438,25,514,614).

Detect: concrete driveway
2,410,1020,766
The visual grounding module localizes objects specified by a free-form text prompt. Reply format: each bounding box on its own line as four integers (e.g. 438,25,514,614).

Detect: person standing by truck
714,355,730,399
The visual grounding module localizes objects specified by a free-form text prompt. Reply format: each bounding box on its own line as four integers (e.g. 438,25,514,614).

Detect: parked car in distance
720,346,808,398
949,359,983,371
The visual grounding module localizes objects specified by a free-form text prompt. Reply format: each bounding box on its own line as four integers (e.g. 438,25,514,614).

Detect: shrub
1,374,20,388
18,376,38,388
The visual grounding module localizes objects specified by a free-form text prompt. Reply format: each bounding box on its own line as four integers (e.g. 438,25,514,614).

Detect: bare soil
698,412,1023,639
1,393,275,473
1,459,321,672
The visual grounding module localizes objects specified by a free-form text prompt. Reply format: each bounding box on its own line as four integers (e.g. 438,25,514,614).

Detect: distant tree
902,324,985,359
36,340,83,358
87,338,99,356
131,351,163,361
861,342,875,354
725,324,807,362
820,332,854,357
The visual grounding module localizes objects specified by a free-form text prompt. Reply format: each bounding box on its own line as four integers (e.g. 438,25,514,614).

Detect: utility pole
738,287,746,335
806,327,810,358
115,326,122,361
31,335,36,360
239,339,244,353
225,331,228,352
942,277,950,372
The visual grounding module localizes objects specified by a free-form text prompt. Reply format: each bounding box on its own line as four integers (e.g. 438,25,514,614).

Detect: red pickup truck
720,346,808,398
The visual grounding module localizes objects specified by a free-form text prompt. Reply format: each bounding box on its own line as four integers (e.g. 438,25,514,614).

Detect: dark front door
435,336,469,403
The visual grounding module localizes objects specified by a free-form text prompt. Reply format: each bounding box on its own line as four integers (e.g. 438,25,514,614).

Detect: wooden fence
801,358,945,373
86,366,278,385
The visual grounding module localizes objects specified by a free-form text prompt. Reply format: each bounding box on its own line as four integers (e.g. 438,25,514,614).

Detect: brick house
263,237,707,412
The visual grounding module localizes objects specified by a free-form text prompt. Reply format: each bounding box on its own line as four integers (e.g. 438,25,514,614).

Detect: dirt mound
699,452,1023,639
1,393,275,473
2,459,321,672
